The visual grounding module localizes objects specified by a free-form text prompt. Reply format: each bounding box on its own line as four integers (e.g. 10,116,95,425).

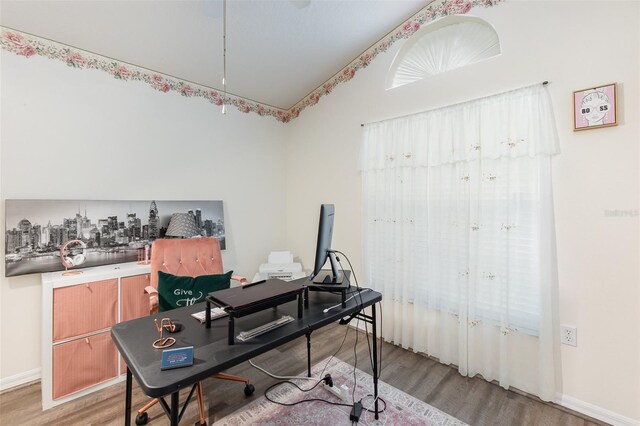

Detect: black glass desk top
111,286,381,398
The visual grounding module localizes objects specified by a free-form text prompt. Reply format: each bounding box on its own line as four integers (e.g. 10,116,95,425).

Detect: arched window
386,16,500,89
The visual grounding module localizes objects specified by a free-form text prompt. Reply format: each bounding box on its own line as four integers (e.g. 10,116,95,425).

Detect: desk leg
372,303,379,420
304,287,309,309
125,367,132,426
341,288,346,308
170,392,179,426
205,300,211,329
228,315,235,345
298,293,303,318
306,331,312,377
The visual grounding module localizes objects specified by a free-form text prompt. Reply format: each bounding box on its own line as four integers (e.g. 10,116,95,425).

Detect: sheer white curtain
360,85,560,400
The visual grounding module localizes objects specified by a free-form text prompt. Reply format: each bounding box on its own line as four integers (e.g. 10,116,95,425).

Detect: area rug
214,357,467,425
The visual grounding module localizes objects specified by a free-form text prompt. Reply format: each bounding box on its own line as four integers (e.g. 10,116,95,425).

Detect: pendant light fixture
222,0,227,114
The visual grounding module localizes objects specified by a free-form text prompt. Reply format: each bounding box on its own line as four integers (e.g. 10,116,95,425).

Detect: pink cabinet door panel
53,279,117,342
120,274,151,374
52,332,118,400
121,274,151,323
120,355,128,376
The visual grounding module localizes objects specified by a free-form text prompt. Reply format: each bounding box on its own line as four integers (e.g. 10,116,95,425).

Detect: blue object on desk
161,346,194,370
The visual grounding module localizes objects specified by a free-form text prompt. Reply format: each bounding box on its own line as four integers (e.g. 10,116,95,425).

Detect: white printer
252,251,306,282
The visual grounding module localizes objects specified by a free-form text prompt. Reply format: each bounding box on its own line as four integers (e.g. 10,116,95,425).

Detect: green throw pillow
157,270,233,312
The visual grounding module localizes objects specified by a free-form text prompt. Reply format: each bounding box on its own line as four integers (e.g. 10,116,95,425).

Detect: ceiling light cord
222,0,227,114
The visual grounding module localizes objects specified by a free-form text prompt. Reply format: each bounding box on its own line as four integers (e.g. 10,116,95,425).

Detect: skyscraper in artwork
148,200,159,240
195,209,202,229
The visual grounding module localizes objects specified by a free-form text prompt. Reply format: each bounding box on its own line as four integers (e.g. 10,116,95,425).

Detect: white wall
285,1,639,422
0,52,288,380
1,1,639,423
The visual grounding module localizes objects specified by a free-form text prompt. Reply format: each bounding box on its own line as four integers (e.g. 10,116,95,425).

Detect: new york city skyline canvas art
4,199,225,277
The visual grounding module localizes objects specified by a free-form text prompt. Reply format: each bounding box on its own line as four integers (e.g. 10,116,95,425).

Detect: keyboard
236,315,294,342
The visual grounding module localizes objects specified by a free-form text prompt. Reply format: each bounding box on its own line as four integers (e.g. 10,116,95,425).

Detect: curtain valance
360,85,559,170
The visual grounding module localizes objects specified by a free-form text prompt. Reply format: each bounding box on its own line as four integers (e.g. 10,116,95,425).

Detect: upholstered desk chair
135,237,253,426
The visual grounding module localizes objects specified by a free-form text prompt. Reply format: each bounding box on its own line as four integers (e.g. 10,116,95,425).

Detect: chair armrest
231,275,248,286
144,285,159,315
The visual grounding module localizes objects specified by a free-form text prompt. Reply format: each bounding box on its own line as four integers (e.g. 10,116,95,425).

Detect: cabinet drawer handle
85,338,89,344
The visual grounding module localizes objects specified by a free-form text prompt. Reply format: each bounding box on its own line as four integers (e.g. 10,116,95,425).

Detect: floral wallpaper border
0,29,292,122
0,0,503,123
289,0,503,119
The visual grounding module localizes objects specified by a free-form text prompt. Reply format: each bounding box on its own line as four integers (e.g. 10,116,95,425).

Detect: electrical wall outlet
561,325,577,347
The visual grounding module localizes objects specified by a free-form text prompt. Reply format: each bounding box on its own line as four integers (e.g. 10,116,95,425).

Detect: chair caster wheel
244,383,255,396
195,422,207,426
135,412,149,425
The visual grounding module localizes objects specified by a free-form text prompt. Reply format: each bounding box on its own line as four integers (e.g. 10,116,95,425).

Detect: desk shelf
204,278,306,345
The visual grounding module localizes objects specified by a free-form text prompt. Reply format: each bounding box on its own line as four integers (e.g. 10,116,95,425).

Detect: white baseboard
0,368,41,392
556,393,639,426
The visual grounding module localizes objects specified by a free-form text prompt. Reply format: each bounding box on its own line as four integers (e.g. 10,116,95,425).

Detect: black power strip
350,401,363,422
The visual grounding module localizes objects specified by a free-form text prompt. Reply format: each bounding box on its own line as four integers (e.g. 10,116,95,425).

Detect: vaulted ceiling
0,0,429,109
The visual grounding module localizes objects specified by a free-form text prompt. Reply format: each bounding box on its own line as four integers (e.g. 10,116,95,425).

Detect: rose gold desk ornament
152,318,177,349
138,244,150,265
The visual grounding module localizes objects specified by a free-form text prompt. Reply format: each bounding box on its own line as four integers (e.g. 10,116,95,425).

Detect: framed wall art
573,83,617,131
5,199,225,277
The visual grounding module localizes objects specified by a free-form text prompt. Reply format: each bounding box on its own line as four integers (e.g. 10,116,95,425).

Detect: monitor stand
307,269,351,308
312,270,345,285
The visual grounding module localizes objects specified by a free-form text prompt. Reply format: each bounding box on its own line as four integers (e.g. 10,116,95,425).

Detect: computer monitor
310,204,344,285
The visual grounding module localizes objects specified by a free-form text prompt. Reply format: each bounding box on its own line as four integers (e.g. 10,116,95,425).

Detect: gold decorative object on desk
152,318,177,349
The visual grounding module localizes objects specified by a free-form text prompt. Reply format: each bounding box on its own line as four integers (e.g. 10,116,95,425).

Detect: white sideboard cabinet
41,262,151,410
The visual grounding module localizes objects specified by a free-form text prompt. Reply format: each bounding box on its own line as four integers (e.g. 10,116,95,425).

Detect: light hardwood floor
0,323,607,425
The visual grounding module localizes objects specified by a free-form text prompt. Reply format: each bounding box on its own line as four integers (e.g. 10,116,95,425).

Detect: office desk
111,285,382,425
